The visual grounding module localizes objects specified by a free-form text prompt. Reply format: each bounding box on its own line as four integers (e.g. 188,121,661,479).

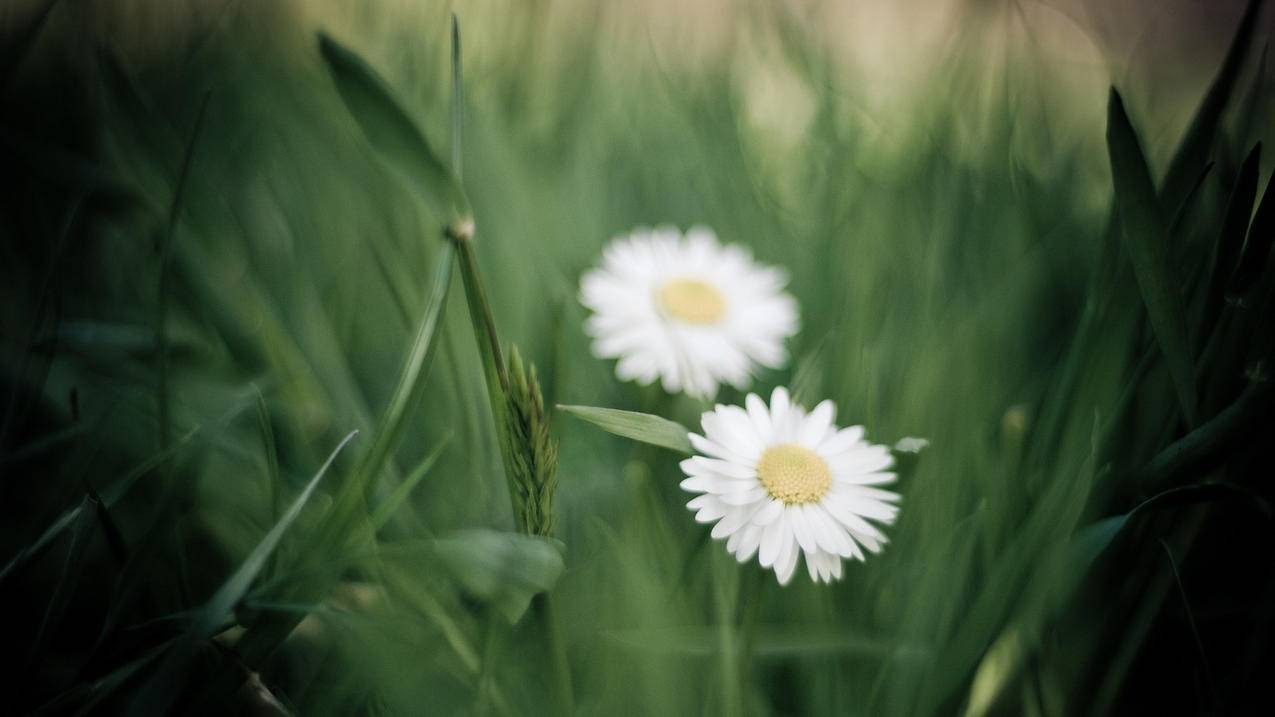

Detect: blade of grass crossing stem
192,429,358,638
1107,89,1200,427
371,433,452,531
1200,143,1261,345
342,242,454,517
1157,0,1264,213
558,405,694,454
317,32,471,233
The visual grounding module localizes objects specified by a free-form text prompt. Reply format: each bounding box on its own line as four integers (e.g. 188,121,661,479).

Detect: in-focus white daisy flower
680,387,901,585
579,226,799,398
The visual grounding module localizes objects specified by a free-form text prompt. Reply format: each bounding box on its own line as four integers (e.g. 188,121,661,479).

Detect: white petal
688,432,752,465
745,393,773,440
758,515,786,568
711,503,760,539
788,505,818,555
752,499,784,526
680,456,755,480
796,400,836,447
776,540,800,586
735,523,764,562
818,425,866,456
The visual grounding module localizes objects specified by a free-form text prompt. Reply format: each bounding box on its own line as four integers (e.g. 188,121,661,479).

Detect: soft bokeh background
2,1,1273,714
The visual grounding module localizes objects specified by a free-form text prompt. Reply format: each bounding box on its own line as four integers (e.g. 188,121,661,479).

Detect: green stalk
447,16,572,713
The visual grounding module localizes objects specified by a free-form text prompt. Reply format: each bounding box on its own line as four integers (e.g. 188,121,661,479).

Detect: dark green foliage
1,1,1273,715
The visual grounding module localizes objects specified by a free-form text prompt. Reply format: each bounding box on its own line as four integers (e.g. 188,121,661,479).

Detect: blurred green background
2,0,1274,714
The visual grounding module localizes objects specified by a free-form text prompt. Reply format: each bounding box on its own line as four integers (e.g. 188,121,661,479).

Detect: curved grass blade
0,423,201,584
1229,165,1275,298
1158,0,1264,213
193,429,358,638
338,241,454,519
23,495,97,673
558,404,693,454
317,32,471,232
157,92,211,472
1107,88,1200,427
1200,143,1260,341
1135,382,1273,485
371,432,452,531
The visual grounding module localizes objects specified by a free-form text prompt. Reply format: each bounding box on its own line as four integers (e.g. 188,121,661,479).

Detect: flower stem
533,592,575,716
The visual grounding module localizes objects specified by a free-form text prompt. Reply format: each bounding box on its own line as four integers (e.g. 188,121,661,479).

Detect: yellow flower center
658,278,726,324
756,443,832,504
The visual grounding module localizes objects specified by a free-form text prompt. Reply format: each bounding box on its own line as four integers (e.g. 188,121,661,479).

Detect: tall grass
1,0,1273,714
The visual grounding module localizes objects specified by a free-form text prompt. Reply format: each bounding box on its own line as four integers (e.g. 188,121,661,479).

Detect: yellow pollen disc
756,443,832,504
658,278,726,324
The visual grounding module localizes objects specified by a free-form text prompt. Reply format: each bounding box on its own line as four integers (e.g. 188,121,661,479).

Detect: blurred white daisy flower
579,226,799,398
680,387,901,585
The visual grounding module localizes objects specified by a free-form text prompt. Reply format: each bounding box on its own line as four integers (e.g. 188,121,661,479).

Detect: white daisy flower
679,387,902,585
579,226,799,398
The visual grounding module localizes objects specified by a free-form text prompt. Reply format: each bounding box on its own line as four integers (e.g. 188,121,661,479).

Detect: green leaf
24,495,98,672
371,433,452,531
1135,383,1274,485
1157,0,1264,214
558,404,693,454
333,237,454,521
1229,156,1275,297
192,429,358,638
1106,88,1200,427
432,529,566,623
0,423,201,585
317,32,471,231
1200,143,1261,339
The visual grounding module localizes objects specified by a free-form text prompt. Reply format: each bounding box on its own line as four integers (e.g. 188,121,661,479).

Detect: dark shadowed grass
2,0,1274,715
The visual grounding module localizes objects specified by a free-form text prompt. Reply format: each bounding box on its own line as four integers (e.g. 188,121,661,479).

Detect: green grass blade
0,423,201,584
558,404,693,454
1157,0,1264,213
371,433,452,531
156,92,210,472
192,429,358,638
253,386,283,581
1135,382,1273,485
1200,142,1261,341
1106,88,1200,427
343,241,454,516
317,32,471,232
1229,163,1275,298
23,495,97,673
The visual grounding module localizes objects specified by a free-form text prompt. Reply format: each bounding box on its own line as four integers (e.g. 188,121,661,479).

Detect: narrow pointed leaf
192,429,358,638
317,32,470,230
1229,167,1275,297
1158,0,1264,213
371,433,451,531
558,404,693,454
1200,143,1261,337
1106,89,1199,426
24,495,97,672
